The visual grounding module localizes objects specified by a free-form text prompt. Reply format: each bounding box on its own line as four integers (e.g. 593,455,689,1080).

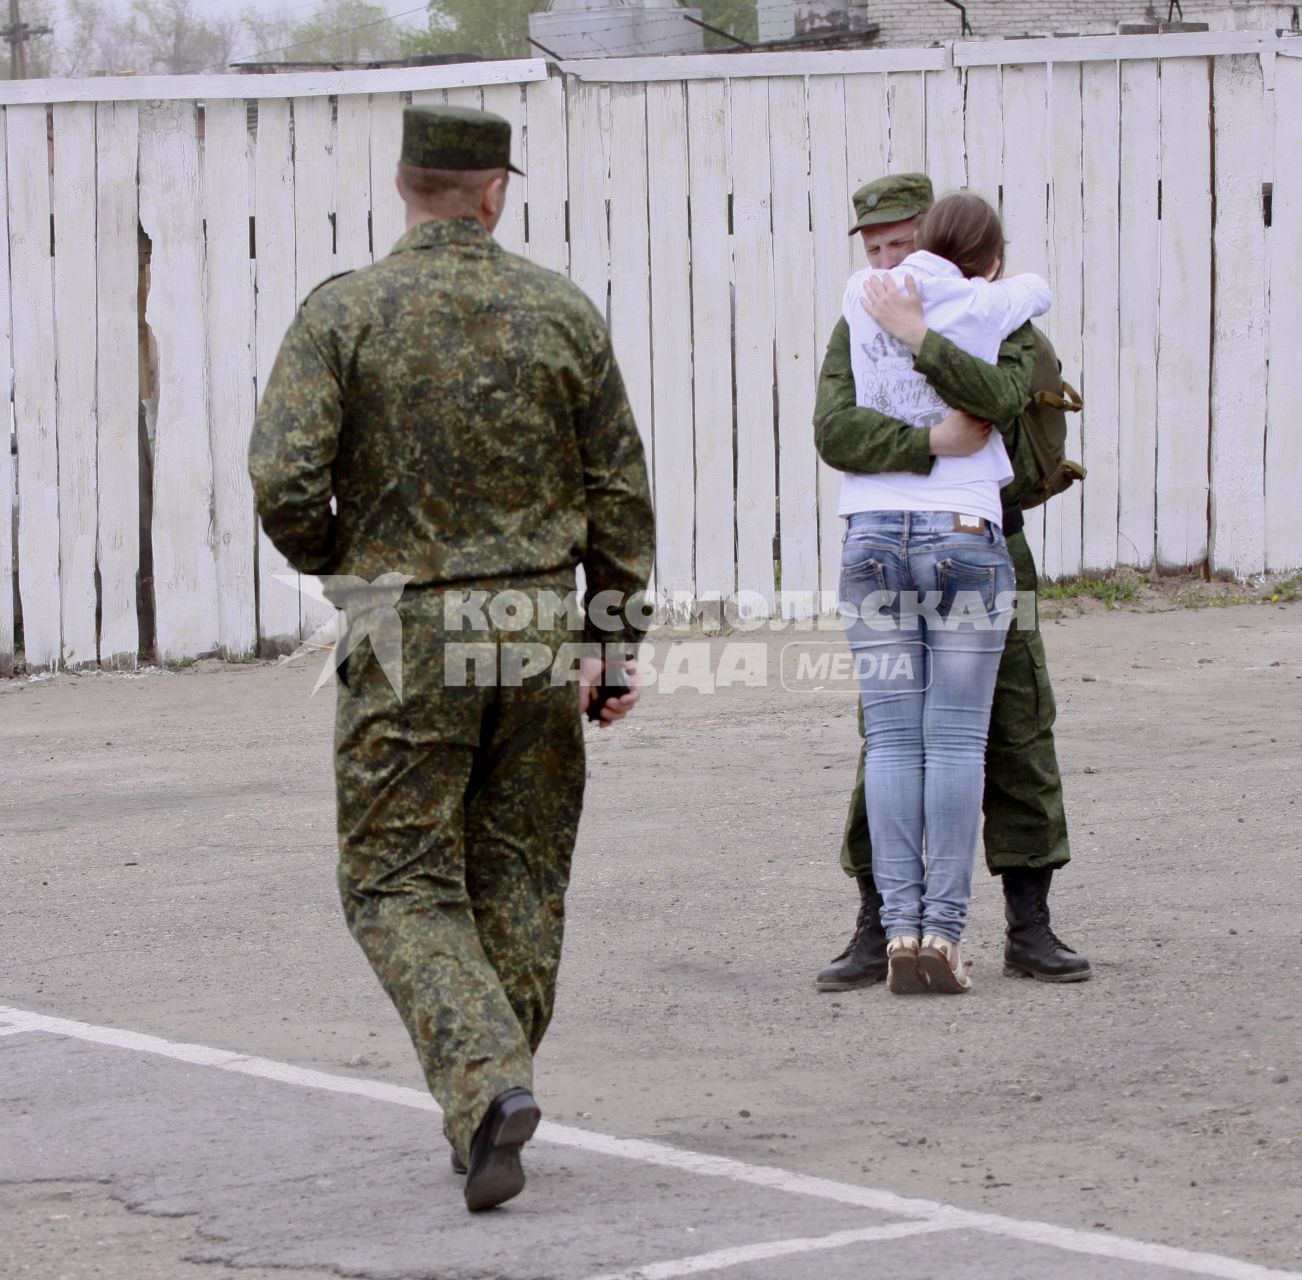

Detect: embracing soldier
813,173,1092,991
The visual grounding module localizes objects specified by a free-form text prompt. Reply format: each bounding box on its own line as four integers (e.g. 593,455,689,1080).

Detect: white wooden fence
2,29,1300,672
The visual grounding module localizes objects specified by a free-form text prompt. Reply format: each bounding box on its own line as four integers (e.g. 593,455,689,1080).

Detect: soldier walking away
813,173,1092,992
249,106,655,1212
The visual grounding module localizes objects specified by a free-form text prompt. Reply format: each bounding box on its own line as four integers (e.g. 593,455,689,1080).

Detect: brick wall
861,1,1299,46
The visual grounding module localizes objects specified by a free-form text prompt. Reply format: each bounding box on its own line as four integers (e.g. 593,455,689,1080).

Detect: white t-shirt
838,250,1053,526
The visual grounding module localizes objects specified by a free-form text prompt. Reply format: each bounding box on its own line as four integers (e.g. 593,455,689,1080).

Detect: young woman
838,192,1050,994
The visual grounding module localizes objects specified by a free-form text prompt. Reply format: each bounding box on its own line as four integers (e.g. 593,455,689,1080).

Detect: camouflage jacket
813,317,1041,509
249,218,655,641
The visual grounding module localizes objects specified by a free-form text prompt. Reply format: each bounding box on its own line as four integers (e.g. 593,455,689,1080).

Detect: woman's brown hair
914,191,1005,280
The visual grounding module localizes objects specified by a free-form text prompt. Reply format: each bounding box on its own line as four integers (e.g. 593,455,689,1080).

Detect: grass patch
1041,576,1140,609
1264,575,1301,604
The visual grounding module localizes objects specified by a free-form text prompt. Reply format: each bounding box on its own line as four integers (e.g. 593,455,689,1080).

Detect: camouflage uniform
816,316,1070,878
249,107,654,1162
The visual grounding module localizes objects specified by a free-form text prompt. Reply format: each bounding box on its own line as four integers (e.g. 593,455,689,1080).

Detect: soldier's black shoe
450,1148,467,1175
463,1087,541,1212
1002,868,1092,982
815,875,889,991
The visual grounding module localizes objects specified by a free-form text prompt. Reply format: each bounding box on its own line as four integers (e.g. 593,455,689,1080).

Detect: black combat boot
815,875,888,991
1002,868,1092,982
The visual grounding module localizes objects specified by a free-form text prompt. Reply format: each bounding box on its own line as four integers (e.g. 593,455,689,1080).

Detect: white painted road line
4,1003,1300,1280
583,1221,960,1280
0,1024,30,1036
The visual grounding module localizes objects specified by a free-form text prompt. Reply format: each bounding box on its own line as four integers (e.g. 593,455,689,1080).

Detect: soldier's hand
860,273,928,354
579,658,642,728
929,410,992,457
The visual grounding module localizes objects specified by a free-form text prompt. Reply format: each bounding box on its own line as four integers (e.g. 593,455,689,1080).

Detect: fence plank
646,82,695,610
369,93,406,260
608,85,654,475
7,105,61,669
139,102,219,663
1000,63,1050,568
886,71,926,172
808,76,851,603
336,94,373,272
204,99,257,659
0,60,550,108
1117,59,1160,568
1266,55,1302,571
730,78,777,614
52,103,99,668
95,101,139,669
768,76,819,616
1043,63,1084,581
687,79,735,602
253,98,301,653
566,81,610,316
0,114,13,675
843,73,888,195
292,95,339,641
523,77,569,275
1080,62,1121,573
963,66,1002,203
1155,58,1211,570
925,67,967,195
481,82,528,256
1210,54,1268,577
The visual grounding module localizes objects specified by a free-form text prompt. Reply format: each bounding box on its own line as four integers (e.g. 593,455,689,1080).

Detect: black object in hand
586,662,630,722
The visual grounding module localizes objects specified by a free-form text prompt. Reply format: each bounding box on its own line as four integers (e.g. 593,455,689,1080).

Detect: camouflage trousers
840,529,1070,879
334,586,586,1162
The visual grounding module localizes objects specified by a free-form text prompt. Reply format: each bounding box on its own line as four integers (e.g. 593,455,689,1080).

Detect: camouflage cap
401,104,524,176
847,172,935,235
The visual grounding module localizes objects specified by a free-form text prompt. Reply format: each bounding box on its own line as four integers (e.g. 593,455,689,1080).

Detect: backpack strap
1033,380,1083,413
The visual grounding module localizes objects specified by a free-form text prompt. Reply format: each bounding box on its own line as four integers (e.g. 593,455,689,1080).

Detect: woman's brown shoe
886,936,927,994
917,935,972,994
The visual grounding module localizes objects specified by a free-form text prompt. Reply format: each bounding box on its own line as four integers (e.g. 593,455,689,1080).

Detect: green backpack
1015,325,1087,511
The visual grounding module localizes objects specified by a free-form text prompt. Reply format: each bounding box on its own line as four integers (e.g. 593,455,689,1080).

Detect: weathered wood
52,103,99,668
1043,62,1084,581
1155,57,1211,570
95,101,140,669
768,76,819,618
842,72,889,279
0,112,14,675
7,105,62,670
335,94,373,272
0,60,550,107
1266,55,1302,571
565,81,610,315
523,77,569,275
607,85,654,484
925,67,967,195
954,29,1282,68
807,75,852,603
1209,55,1268,577
204,99,258,659
1000,63,1050,568
139,102,219,663
729,78,777,614
1079,61,1121,573
963,66,1002,203
560,48,949,84
1117,59,1160,568
481,82,528,256
369,93,406,260
687,79,735,602
646,82,695,607
886,71,926,173
291,95,339,641
252,97,301,653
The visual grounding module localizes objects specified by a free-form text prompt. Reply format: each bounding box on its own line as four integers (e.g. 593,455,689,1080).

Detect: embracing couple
814,174,1093,996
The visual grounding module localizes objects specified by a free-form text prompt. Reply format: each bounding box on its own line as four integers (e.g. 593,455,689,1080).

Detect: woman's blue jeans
839,511,1016,943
